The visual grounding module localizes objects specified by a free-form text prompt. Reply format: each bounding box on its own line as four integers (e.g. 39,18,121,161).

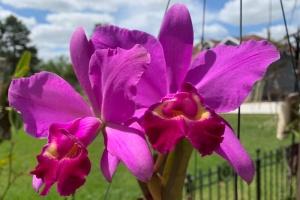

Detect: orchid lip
152,91,211,122
142,85,225,156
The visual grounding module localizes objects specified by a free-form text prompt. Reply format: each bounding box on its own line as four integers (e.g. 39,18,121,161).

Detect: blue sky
0,0,299,60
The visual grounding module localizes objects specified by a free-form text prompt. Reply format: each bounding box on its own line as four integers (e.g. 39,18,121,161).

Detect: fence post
256,149,261,200
185,174,194,200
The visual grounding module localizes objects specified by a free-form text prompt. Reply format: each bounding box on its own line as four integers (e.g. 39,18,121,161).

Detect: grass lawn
0,114,294,200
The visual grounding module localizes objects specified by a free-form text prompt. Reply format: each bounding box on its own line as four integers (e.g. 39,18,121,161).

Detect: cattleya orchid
139,4,280,183
8,33,154,195
89,3,279,185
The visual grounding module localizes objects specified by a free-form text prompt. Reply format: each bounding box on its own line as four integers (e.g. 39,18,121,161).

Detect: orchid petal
32,175,43,193
32,118,95,196
57,149,91,196
159,3,193,93
70,27,100,114
185,40,280,113
92,25,168,107
8,72,92,138
89,45,150,123
100,149,120,182
105,124,153,181
31,154,59,195
49,117,101,148
215,120,255,183
187,116,225,156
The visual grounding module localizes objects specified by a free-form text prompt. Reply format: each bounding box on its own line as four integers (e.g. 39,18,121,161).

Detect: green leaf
13,51,31,78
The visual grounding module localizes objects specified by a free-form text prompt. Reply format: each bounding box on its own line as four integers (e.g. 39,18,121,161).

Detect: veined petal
8,72,92,138
70,28,100,114
31,118,95,196
100,149,120,182
89,45,150,123
105,124,153,181
215,120,255,183
185,40,280,113
31,154,59,195
49,117,101,148
57,149,91,196
92,25,168,107
159,3,193,93
187,115,225,156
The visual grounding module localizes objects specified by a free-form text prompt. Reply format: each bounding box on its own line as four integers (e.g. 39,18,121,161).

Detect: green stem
162,140,193,200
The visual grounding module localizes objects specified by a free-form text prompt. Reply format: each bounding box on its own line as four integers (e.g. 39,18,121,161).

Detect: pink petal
215,120,255,183
100,149,120,182
31,154,59,196
142,108,185,153
185,40,280,113
49,117,101,149
89,45,150,123
32,175,43,193
158,3,193,93
8,72,92,138
105,124,153,181
92,25,168,107
70,27,100,115
32,121,93,196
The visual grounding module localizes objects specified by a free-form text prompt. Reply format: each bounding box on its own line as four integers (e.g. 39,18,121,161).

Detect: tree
0,15,38,142
0,15,39,72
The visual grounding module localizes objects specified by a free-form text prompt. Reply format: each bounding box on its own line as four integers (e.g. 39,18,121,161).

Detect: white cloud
31,12,114,60
255,24,297,41
0,6,36,28
46,12,114,30
0,0,116,12
0,0,166,13
118,10,163,35
204,23,229,39
219,0,298,26
118,0,218,37
0,0,222,60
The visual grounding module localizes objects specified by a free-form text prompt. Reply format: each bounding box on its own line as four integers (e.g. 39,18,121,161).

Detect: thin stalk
104,183,111,200
0,141,14,200
162,140,193,200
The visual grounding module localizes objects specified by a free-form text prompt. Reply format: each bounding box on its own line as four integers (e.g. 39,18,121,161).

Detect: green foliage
13,51,31,78
0,50,32,143
0,114,293,200
0,15,38,71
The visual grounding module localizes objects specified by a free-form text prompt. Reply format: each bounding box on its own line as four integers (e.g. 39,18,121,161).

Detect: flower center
43,136,82,160
153,92,210,121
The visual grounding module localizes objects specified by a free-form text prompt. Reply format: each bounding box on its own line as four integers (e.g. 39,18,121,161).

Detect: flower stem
162,139,193,200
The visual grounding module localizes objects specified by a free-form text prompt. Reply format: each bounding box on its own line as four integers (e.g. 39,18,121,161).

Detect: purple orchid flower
92,3,280,184
8,30,154,195
138,4,280,183
88,4,279,183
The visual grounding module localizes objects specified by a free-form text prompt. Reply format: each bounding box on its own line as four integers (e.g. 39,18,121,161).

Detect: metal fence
185,143,299,200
